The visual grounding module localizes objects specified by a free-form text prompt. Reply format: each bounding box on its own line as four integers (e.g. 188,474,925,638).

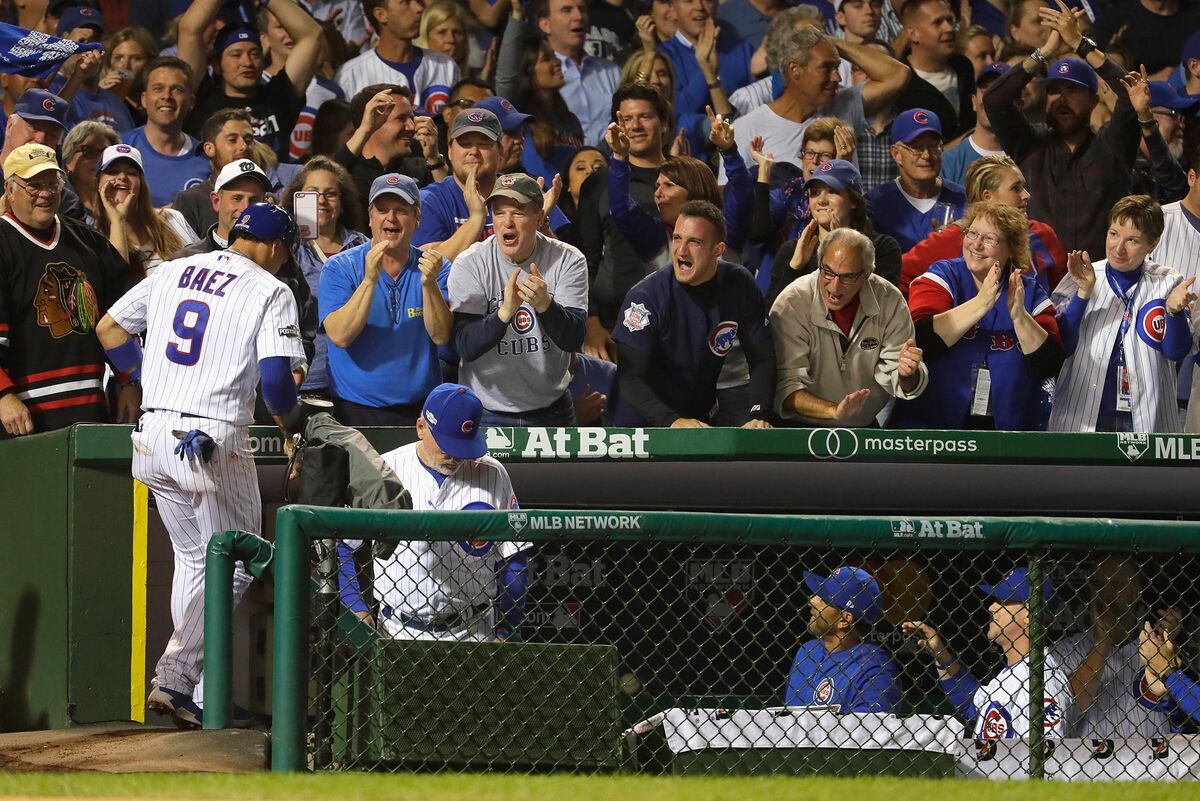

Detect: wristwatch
1029,48,1048,70
1075,37,1098,59
426,158,447,171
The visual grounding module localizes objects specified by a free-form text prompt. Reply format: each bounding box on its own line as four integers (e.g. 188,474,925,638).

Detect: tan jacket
770,272,928,426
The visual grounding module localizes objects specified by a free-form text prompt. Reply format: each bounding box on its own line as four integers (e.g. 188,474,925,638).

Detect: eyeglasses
963,229,1002,248
448,98,476,110
304,190,340,201
897,142,943,158
1152,108,1183,121
800,148,836,164
12,175,63,198
818,264,864,284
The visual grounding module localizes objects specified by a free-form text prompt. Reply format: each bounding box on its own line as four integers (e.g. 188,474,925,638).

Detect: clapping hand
707,105,735,151
1066,250,1095,298
1167,277,1197,315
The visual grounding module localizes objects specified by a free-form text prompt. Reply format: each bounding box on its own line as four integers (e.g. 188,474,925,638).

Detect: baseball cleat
147,687,254,729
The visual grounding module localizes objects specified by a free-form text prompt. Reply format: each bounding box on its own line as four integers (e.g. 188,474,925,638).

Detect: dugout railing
204,507,1200,780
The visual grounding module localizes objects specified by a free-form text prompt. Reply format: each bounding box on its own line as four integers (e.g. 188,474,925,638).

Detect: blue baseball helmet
230,202,296,247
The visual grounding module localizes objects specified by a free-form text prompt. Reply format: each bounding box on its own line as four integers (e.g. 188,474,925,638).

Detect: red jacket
900,219,1067,299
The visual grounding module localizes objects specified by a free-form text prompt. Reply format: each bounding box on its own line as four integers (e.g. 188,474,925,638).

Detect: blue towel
0,23,101,79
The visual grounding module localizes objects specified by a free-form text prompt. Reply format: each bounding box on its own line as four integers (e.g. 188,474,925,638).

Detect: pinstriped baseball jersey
1049,632,1170,738
375,442,525,628
107,251,306,425
972,654,1072,740
1149,201,1200,404
335,49,459,113
1049,259,1183,433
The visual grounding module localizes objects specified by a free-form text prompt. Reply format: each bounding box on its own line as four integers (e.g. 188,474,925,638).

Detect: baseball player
342,383,529,641
1048,556,1183,737
903,568,1073,740
1050,196,1194,433
784,566,902,713
96,202,306,728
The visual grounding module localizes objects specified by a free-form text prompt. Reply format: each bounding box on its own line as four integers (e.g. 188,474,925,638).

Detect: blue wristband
105,337,143,374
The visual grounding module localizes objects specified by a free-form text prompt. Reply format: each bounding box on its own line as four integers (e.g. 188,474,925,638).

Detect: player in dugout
903,568,1073,740
785,565,902,712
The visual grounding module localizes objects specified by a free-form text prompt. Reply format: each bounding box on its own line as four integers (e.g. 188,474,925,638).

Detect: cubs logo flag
0,23,102,79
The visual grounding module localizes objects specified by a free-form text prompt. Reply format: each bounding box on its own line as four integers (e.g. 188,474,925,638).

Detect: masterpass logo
807,428,859,459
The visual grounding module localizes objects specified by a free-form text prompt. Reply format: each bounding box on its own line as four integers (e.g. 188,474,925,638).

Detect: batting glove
174,429,216,463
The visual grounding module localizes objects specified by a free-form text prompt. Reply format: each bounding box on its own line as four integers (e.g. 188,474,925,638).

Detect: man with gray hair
718,22,910,185
728,5,826,117
770,226,927,426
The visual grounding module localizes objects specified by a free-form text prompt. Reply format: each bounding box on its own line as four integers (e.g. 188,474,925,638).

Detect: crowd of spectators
6,0,1200,439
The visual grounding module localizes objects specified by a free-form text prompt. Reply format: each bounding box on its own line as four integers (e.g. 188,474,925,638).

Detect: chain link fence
228,508,1200,780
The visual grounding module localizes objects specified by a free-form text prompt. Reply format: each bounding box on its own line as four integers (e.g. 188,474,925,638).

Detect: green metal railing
200,506,1200,775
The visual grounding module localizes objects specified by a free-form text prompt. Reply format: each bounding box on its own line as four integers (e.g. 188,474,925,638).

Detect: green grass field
0,773,1184,800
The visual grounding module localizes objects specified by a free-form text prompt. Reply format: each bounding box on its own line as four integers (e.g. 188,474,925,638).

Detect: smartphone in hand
293,191,319,240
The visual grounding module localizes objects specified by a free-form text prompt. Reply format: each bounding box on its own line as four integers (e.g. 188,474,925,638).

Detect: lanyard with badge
1106,269,1137,413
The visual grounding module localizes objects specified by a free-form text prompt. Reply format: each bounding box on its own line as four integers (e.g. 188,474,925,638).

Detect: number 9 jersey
107,250,307,425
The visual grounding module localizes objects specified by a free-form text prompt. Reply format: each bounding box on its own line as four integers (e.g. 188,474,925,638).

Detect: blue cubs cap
1047,58,1098,94
56,4,103,35
472,96,532,133
806,159,862,194
216,25,260,56
804,566,884,625
977,61,1011,88
369,173,420,207
1150,81,1200,114
979,567,1059,610
13,89,69,130
892,108,943,144
422,383,487,460
230,202,296,247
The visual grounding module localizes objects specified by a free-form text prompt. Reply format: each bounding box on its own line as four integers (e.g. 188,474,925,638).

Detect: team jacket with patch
784,640,902,713
940,653,1073,739
1049,258,1186,433
0,214,130,434
893,257,1061,430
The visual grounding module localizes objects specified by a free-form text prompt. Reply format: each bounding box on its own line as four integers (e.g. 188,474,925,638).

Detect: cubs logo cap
214,158,271,192
978,567,1060,610
368,172,420,208
56,4,104,36
99,143,143,174
449,107,502,143
12,89,69,130
471,96,532,133
486,172,542,207
215,25,260,57
229,202,297,247
421,383,487,460
4,142,64,181
803,566,884,625
892,107,943,145
806,159,862,194
976,61,1011,89
1046,58,1098,94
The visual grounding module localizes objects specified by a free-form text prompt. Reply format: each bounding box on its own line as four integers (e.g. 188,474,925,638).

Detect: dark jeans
480,391,576,427
333,397,422,427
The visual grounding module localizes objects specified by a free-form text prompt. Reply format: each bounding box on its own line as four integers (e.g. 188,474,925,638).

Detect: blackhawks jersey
0,213,131,435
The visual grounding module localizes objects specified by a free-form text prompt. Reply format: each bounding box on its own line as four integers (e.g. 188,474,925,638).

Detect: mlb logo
485,427,516,453
1117,432,1150,462
507,512,527,533
891,519,915,537
623,302,651,332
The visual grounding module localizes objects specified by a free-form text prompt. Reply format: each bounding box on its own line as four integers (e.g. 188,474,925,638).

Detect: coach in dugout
785,566,902,712
771,228,927,427
904,568,1073,740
